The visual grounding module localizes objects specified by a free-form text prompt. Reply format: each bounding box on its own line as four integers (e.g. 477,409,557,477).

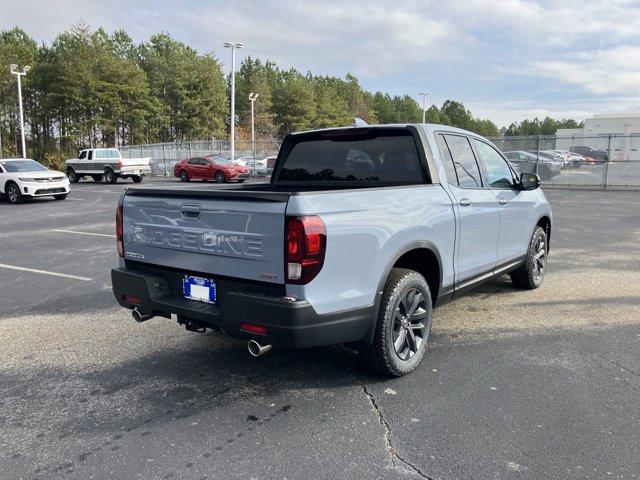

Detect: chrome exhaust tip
248,339,272,357
132,307,154,323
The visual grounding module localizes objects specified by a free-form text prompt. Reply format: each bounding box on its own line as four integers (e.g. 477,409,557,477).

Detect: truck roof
291,123,488,140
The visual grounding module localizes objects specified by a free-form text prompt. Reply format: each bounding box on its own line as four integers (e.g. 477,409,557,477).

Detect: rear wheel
179,170,189,182
67,168,80,183
359,268,433,377
214,171,225,183
104,169,118,184
132,175,143,183
510,226,548,290
5,182,23,204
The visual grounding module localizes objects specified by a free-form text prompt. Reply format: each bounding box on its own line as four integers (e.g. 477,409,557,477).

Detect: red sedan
173,156,250,183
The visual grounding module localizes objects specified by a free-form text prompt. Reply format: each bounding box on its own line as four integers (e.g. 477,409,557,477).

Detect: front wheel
359,268,433,377
5,182,23,204
214,171,226,183
510,226,548,290
179,170,189,182
131,175,143,183
104,169,118,184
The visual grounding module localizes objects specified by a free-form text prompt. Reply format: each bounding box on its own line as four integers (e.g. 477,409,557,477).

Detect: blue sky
3,0,640,127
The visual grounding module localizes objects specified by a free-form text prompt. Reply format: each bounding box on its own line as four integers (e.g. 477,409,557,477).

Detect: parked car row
503,151,563,180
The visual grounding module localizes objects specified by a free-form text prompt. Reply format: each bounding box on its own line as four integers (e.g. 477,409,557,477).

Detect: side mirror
520,172,540,190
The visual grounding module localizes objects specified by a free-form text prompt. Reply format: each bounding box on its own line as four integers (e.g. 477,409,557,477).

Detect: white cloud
531,45,640,95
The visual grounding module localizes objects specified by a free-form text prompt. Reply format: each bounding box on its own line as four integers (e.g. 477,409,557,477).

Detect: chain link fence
120,134,640,189
489,134,640,190
119,139,281,176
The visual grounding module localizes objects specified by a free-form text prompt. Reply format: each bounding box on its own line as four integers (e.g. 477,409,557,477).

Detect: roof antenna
353,117,369,127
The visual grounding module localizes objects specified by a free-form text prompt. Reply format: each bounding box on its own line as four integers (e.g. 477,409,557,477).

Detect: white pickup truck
66,148,152,184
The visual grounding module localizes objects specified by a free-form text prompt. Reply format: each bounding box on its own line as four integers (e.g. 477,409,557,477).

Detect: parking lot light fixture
223,42,244,165
249,92,260,175
419,91,431,124
10,64,31,158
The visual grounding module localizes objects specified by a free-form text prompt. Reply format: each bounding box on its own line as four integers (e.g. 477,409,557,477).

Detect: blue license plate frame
182,275,217,304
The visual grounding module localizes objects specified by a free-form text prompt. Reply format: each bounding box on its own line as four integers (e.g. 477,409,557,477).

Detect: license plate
183,275,216,304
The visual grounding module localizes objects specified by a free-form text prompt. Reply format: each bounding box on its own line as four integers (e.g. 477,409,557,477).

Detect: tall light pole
223,42,243,164
249,92,259,175
10,64,31,158
419,91,431,124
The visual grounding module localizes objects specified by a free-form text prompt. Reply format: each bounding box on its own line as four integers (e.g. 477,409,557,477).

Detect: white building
556,113,640,161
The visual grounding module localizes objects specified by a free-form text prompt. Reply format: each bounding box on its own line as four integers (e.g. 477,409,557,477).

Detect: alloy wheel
7,184,19,203
532,236,546,281
392,288,428,360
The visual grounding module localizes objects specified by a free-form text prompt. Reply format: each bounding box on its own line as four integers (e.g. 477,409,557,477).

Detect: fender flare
357,240,444,347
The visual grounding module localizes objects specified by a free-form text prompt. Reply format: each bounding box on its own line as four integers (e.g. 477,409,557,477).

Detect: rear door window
277,130,426,183
435,134,458,185
443,135,483,188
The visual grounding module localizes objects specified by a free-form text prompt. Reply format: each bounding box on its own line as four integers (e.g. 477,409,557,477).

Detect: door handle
499,199,508,206
459,198,472,207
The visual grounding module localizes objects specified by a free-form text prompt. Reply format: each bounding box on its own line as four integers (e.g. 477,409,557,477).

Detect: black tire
359,268,433,377
67,168,80,183
510,226,548,290
104,169,118,184
54,194,68,201
237,179,246,183
132,175,143,183
5,182,23,204
214,171,225,183
179,170,189,182
92,175,103,182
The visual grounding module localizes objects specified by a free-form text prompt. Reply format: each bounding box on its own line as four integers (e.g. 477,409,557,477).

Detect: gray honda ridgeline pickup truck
112,124,552,376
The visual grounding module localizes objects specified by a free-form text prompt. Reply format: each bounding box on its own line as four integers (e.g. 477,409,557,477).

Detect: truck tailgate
122,189,290,284
122,157,151,167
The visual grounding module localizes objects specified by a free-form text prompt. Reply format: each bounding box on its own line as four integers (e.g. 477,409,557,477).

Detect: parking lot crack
362,385,433,479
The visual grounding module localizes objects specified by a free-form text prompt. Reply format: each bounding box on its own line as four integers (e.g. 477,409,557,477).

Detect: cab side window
435,134,458,185
443,134,483,188
187,158,199,165
473,139,516,189
78,151,87,159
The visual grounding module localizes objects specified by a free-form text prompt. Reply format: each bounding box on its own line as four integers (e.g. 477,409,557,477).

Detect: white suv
0,158,70,204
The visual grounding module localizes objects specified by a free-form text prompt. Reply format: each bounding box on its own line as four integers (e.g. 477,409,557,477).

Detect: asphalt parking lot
1,178,639,479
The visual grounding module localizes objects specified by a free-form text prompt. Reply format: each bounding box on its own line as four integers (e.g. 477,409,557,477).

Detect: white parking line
0,263,92,281
52,229,115,238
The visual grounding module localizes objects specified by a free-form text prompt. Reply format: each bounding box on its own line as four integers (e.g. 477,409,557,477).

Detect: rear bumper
111,267,373,349
120,167,151,176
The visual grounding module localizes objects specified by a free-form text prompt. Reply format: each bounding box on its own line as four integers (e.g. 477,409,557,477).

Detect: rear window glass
94,149,120,159
277,131,425,183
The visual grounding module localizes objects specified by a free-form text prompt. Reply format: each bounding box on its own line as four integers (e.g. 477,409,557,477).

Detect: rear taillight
116,205,123,257
117,160,123,169
285,215,326,284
